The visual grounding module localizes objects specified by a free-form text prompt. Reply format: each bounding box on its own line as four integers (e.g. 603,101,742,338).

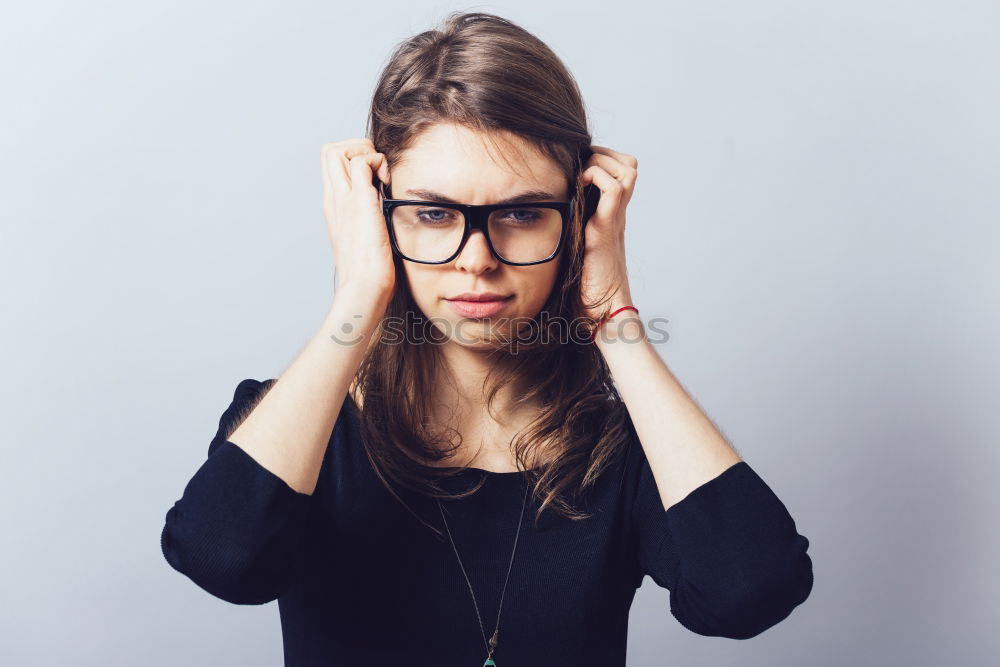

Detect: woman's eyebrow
404,188,560,204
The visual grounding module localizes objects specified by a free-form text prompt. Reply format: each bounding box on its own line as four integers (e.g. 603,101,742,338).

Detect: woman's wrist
326,286,390,340
590,304,642,343
333,280,393,311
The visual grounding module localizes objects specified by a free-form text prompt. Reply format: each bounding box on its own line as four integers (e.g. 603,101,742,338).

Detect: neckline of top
417,463,537,476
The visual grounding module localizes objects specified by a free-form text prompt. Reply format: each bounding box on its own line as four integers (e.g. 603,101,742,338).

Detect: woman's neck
349,343,547,472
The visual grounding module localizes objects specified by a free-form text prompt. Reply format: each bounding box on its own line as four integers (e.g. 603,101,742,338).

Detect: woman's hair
353,11,634,534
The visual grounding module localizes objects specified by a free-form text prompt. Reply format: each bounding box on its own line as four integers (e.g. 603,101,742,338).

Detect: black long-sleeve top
161,378,813,666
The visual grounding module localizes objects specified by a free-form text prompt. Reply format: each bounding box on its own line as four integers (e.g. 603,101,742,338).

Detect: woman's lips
444,296,513,318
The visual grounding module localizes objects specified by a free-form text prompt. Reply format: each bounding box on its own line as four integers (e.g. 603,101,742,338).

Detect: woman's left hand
578,145,638,322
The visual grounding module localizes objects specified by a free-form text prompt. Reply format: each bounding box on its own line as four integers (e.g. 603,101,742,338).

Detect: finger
586,153,637,209
348,152,387,197
342,142,388,192
590,145,638,169
322,143,351,200
377,153,391,186
578,165,624,226
342,140,376,160
586,153,636,188
323,139,376,191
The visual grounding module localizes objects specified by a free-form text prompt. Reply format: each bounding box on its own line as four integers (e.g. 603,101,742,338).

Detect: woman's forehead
397,124,562,177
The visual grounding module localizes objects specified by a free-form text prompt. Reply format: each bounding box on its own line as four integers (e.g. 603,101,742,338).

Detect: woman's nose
453,229,499,272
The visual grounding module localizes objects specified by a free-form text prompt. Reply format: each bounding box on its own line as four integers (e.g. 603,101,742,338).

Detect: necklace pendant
483,660,496,666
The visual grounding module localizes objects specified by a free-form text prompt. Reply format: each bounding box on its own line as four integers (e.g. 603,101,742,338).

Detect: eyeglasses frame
378,180,575,266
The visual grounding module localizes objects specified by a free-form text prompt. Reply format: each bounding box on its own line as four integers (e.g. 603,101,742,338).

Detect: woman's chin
437,316,514,350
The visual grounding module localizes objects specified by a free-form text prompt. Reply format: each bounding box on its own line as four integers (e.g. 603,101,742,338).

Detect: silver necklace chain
435,477,531,662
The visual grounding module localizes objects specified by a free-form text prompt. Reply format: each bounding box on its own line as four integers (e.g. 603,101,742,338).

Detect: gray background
2,1,996,665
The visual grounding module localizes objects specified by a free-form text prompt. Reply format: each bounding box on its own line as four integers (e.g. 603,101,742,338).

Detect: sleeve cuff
663,461,814,638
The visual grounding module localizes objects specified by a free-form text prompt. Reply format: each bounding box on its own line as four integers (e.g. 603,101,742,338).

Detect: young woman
161,12,813,666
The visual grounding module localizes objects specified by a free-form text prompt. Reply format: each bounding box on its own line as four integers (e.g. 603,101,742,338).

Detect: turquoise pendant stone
483,660,496,666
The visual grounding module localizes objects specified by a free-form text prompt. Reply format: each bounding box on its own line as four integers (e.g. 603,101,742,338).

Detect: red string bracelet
589,306,640,342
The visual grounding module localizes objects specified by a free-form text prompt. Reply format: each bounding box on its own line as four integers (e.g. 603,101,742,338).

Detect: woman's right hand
321,139,396,302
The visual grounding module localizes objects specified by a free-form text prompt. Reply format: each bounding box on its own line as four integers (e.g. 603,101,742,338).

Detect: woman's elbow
160,510,295,606
671,552,814,640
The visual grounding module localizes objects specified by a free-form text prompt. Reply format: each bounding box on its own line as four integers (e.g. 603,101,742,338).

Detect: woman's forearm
595,312,743,510
226,286,389,495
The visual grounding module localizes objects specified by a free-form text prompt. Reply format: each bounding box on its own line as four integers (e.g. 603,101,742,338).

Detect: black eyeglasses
379,181,574,266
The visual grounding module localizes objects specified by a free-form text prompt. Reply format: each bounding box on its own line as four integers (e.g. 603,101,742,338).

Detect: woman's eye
416,208,456,224
500,209,542,224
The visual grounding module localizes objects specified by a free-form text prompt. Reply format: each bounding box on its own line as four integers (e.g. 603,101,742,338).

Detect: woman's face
389,122,568,349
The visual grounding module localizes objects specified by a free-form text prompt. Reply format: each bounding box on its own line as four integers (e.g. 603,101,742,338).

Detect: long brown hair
353,11,633,535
